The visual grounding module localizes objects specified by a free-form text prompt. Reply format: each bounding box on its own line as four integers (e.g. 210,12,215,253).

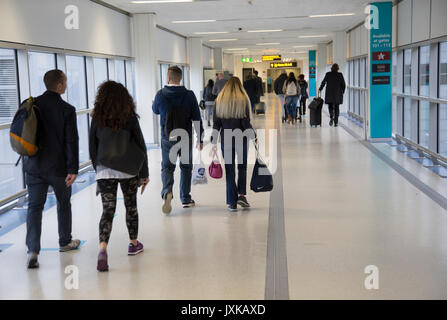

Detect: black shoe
334,123,338,127
182,199,195,208
227,204,238,212
237,196,250,208
27,252,39,269
329,119,334,126
207,121,211,126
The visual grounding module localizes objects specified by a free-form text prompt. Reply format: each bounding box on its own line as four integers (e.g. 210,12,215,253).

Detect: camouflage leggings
97,177,139,243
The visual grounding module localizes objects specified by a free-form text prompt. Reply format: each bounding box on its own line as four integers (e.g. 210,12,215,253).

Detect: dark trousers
249,96,257,113
221,140,248,206
300,97,307,115
25,173,72,254
161,138,193,203
328,104,340,124
97,177,139,243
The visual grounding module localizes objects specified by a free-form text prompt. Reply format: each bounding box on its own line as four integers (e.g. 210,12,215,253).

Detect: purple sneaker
128,241,144,256
97,250,109,272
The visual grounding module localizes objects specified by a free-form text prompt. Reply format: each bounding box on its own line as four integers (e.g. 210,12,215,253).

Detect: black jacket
274,74,288,95
319,71,346,105
203,85,216,102
23,91,79,177
255,76,264,97
89,114,149,179
298,80,309,99
212,104,256,145
243,78,258,102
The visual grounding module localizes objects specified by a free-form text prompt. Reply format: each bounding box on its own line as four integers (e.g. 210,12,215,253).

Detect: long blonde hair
215,77,251,119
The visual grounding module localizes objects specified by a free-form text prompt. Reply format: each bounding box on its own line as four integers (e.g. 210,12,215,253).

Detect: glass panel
0,48,19,125
360,58,365,88
392,51,397,92
29,51,56,97
0,128,24,200
354,59,359,87
392,97,397,134
440,42,447,99
403,49,411,94
418,101,430,148
77,114,89,164
115,59,126,85
160,64,169,88
93,58,108,97
403,98,412,139
440,104,447,157
419,46,430,96
66,55,87,110
125,60,136,99
349,61,354,86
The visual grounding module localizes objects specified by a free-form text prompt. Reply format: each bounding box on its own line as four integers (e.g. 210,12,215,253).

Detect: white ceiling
102,0,391,54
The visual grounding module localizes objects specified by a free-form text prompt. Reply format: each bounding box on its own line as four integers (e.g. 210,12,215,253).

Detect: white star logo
378,52,385,60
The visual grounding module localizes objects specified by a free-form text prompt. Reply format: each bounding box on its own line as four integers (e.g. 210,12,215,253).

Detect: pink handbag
209,149,223,179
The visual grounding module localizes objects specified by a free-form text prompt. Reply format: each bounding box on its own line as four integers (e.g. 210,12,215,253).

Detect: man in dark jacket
152,66,204,214
253,70,264,104
243,73,258,113
24,69,80,268
319,63,346,127
274,70,288,120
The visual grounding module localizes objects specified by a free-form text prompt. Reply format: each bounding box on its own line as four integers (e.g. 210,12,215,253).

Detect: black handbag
250,144,273,193
97,127,146,176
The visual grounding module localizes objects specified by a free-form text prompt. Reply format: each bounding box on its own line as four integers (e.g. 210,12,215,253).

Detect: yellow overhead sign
270,62,297,68
262,55,281,61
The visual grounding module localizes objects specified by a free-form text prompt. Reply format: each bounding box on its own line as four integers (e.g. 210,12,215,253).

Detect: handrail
348,111,364,122
0,190,27,208
393,92,447,104
0,108,92,130
394,134,447,165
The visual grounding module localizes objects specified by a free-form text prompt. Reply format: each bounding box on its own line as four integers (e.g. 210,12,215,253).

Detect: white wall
156,28,187,64
0,0,132,57
348,24,368,58
223,53,234,74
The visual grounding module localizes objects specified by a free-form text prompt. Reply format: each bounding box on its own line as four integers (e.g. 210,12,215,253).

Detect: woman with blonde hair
212,77,256,212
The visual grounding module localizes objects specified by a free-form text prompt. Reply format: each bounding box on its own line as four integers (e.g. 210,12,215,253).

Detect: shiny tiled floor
1,94,447,299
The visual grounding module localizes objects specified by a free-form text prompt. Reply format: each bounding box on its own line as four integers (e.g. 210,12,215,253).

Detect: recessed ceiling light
298,35,328,38
132,0,194,3
293,45,313,48
172,19,216,23
309,13,355,18
247,29,283,33
209,38,238,42
256,42,280,45
194,31,229,35
225,48,248,51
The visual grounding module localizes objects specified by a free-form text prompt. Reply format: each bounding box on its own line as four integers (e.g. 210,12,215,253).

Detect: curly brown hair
92,81,137,131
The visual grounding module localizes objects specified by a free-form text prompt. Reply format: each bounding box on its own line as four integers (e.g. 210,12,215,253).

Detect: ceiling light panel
172,19,216,23
209,38,238,42
247,29,283,33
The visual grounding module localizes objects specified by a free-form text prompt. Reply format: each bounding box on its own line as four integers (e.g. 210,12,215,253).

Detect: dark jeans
97,177,139,243
161,138,193,203
300,97,307,115
249,96,257,113
221,139,248,206
25,173,72,254
328,104,340,124
285,95,298,119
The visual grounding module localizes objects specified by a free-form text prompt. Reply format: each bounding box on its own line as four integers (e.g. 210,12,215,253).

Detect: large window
419,102,430,148
439,42,447,156
93,58,108,91
392,51,397,133
66,55,87,110
403,49,411,94
77,114,89,164
115,59,126,85
0,48,19,125
29,51,56,97
403,98,412,139
419,46,430,96
126,60,136,99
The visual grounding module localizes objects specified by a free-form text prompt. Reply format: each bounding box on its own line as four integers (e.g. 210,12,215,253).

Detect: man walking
212,73,227,97
24,69,80,268
243,73,258,113
253,70,264,104
152,66,204,214
274,70,288,121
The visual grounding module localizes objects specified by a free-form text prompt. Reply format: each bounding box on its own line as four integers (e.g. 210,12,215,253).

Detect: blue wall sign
309,50,316,97
369,1,393,139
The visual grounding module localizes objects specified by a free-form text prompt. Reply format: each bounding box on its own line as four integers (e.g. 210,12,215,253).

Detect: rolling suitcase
254,101,266,115
308,96,323,127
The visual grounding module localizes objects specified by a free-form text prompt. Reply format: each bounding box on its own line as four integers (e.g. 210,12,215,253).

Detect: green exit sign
242,57,252,62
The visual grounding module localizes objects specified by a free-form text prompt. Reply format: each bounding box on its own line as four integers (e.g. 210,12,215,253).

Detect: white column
188,37,204,102
233,55,243,80
133,13,159,144
333,31,348,112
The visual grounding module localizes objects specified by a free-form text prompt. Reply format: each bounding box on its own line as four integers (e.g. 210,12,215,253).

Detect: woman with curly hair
89,81,149,272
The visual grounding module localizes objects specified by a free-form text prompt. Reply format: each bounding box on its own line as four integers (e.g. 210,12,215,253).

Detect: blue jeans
25,173,73,254
221,139,248,206
285,95,298,119
161,138,193,203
